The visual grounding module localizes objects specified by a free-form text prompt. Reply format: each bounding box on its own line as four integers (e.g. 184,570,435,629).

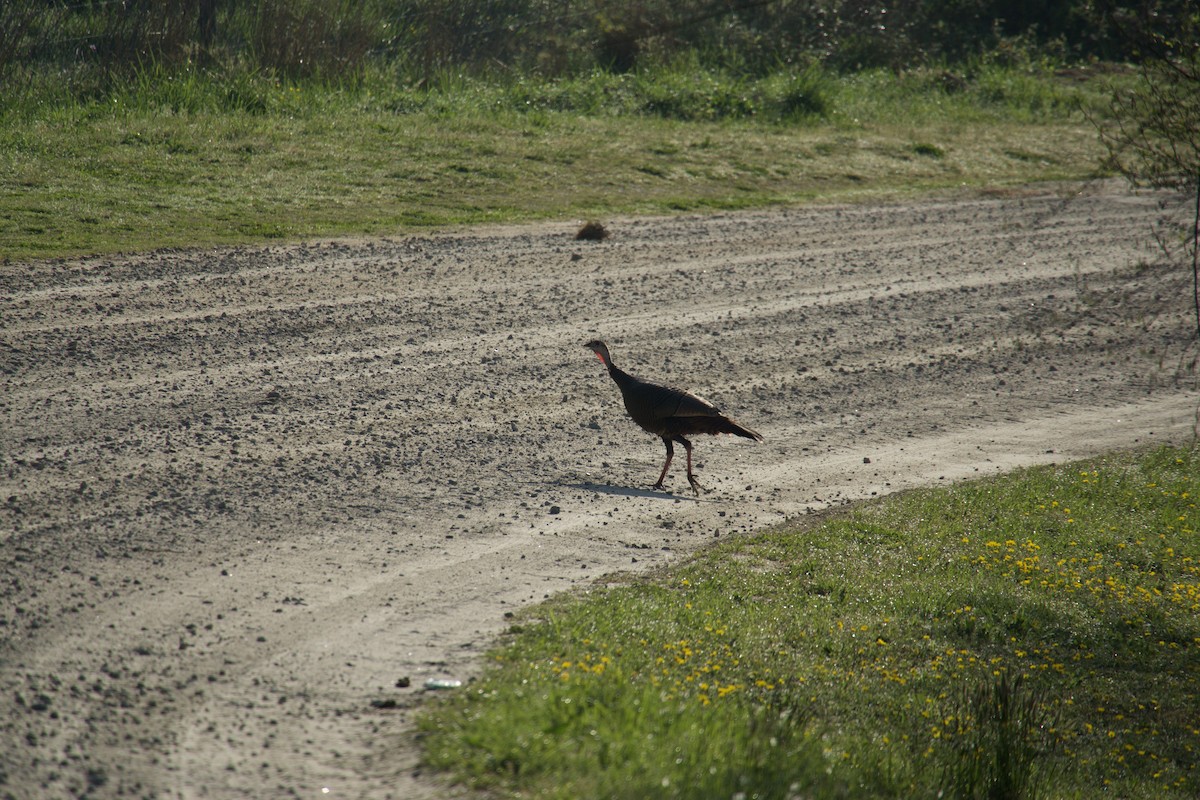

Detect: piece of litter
424,679,462,690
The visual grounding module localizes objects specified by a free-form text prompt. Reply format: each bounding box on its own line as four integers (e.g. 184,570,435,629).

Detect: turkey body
584,339,762,494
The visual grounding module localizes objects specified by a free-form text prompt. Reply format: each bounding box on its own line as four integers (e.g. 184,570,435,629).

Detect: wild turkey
584,339,762,495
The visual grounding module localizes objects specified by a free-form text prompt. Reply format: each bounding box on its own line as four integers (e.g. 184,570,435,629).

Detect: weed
937,672,1061,800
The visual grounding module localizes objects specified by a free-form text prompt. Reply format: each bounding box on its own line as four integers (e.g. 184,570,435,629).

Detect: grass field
1,64,1115,262
419,445,1200,799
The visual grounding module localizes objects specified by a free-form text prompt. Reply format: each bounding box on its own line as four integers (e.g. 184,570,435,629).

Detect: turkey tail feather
671,414,763,441
721,417,763,441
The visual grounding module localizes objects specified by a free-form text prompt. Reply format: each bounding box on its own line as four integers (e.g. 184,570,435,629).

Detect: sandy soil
2,180,1199,799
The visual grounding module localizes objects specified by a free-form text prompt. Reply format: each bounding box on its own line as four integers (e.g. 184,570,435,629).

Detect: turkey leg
653,437,674,489
677,435,703,496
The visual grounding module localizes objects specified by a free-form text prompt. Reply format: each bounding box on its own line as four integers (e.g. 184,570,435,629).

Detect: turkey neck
602,357,639,391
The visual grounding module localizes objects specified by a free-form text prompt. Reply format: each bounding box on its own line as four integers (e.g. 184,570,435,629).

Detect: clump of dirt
575,220,610,240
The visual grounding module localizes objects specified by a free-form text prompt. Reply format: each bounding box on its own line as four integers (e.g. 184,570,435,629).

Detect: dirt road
2,180,1198,799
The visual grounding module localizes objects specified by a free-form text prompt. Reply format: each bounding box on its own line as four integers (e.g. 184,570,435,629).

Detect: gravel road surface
2,180,1198,799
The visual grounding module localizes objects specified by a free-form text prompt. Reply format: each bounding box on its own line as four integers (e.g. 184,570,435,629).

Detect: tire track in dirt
2,181,1197,799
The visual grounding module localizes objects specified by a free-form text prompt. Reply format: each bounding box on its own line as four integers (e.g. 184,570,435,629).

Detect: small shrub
251,0,381,80
762,68,832,121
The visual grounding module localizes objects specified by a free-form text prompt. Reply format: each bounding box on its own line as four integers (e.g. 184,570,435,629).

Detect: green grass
418,445,1200,799
1,64,1121,261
